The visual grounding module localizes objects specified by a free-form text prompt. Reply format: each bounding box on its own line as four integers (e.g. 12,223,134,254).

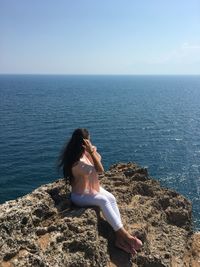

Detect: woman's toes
124,234,142,251
131,236,143,250
130,246,137,256
115,241,132,254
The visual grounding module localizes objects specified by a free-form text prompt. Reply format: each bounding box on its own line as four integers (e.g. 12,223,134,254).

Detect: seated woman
58,128,142,255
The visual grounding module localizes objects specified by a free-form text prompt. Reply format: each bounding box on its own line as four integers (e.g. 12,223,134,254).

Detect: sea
0,74,200,230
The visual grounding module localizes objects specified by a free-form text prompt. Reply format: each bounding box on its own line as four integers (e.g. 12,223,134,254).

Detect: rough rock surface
0,162,199,267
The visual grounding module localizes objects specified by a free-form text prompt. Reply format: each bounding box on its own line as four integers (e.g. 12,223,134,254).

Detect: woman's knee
101,187,116,202
106,192,117,203
95,195,110,208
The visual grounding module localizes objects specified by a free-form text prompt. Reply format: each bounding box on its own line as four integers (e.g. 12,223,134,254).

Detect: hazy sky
0,0,200,74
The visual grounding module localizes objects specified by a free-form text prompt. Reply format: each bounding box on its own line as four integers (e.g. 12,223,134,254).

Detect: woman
58,128,142,255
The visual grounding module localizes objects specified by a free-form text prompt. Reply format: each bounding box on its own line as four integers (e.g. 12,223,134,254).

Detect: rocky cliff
0,162,199,267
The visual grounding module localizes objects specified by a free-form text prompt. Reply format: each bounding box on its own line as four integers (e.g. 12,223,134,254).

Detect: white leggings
71,186,123,231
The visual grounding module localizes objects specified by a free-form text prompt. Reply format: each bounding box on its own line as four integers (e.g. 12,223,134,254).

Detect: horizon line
0,73,200,76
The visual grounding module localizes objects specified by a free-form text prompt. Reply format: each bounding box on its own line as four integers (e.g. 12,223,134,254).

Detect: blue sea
0,75,200,230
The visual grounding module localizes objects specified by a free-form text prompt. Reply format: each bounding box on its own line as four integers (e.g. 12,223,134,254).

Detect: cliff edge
0,162,199,267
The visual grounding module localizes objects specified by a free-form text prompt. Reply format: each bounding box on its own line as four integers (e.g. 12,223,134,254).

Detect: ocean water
0,74,200,230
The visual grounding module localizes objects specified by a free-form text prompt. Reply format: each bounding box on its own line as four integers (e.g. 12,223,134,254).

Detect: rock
3,250,18,261
182,232,200,266
0,162,199,267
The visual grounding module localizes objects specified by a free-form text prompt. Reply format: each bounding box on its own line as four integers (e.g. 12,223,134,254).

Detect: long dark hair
57,128,90,184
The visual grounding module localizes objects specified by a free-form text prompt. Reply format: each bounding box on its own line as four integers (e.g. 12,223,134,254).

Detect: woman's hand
83,138,104,173
82,138,94,154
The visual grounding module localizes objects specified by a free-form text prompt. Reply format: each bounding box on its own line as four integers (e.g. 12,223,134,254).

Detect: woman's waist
72,177,99,192
71,185,100,195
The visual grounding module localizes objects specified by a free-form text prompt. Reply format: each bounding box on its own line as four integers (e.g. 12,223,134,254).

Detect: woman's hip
71,191,109,207
71,192,97,206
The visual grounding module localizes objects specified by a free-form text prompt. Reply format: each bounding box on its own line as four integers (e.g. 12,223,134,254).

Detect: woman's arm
85,145,101,162
89,149,104,173
83,139,104,173
92,146,102,161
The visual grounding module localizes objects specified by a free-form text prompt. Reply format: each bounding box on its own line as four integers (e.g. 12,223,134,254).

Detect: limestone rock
0,162,199,267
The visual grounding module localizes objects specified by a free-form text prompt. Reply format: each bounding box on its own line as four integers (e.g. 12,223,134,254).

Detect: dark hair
57,128,90,184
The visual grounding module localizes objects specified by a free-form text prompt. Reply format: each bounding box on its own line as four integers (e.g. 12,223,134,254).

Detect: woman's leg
71,192,123,231
99,186,122,223
71,192,142,255
99,188,143,253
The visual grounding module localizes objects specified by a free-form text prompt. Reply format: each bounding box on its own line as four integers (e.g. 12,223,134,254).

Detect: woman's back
71,152,100,194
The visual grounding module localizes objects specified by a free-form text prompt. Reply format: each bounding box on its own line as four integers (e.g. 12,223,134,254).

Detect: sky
0,0,200,75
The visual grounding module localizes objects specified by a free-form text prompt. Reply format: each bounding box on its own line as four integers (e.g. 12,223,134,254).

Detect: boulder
0,162,199,267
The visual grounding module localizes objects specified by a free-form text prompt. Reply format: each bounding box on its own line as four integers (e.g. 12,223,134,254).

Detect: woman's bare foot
125,232,143,251
115,227,142,255
131,235,143,250
115,238,137,255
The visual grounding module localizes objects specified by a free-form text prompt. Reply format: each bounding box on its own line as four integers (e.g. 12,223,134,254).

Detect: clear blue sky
0,0,200,74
